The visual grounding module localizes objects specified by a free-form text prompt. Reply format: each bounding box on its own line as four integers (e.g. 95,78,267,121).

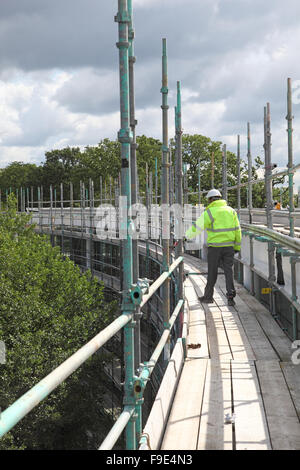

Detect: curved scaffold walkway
159,254,300,450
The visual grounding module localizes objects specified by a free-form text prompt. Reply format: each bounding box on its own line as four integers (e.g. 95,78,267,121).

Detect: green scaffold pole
115,0,136,450
161,38,170,361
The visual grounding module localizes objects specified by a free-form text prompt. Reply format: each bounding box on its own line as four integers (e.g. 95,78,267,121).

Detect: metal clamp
129,278,151,306
160,86,168,94
114,11,130,23
118,128,133,143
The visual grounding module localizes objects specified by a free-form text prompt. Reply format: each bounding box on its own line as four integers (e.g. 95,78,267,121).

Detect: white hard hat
207,189,222,199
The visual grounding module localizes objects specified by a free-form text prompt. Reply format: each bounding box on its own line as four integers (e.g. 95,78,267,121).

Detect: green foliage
0,162,41,191
172,134,249,207
0,134,284,209
0,195,118,449
136,135,162,195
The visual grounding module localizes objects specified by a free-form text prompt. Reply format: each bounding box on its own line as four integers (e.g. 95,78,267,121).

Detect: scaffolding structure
1,0,300,452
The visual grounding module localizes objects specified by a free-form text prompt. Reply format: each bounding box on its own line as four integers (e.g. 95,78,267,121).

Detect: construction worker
185,189,241,306
274,201,285,285
274,201,281,210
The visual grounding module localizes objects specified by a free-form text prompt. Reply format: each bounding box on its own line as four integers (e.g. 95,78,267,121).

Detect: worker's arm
233,211,242,251
185,211,208,240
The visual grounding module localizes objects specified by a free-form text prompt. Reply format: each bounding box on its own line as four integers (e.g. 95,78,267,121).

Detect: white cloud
0,67,121,166
0,145,45,167
0,0,299,187
54,67,119,115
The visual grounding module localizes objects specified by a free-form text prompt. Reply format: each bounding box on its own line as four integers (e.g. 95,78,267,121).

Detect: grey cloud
3,93,71,147
54,68,120,115
2,0,300,162
0,1,117,71
0,0,279,73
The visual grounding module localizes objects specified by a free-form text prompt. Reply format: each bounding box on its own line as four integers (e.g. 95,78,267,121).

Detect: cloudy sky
0,0,300,189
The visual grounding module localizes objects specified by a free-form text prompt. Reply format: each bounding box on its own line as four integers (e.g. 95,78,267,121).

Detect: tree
0,195,119,449
173,134,249,207
41,140,121,204
136,135,162,197
41,147,83,201
0,133,269,210
0,162,42,208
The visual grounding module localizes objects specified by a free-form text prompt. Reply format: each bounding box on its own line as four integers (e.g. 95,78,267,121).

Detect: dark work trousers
204,246,236,299
276,249,285,285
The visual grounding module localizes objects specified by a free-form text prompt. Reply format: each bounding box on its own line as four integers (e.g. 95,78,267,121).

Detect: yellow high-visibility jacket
185,199,241,251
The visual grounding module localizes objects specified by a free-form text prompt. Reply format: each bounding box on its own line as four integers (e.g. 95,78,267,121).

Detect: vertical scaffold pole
100,176,103,205
174,112,178,211
198,157,201,259
247,123,253,223
37,187,41,232
287,78,297,339
149,171,153,238
155,157,158,205
161,38,170,360
20,187,23,212
60,183,64,254
211,152,215,189
222,144,227,200
198,157,201,207
115,0,135,450
237,135,241,219
26,187,29,211
41,186,43,221
237,135,242,283
287,78,295,238
247,123,255,295
145,162,150,276
149,171,153,207
264,103,276,312
183,163,188,204
50,184,53,243
170,164,174,250
80,181,83,233
89,178,94,276
70,182,73,233
175,81,184,322
265,105,273,230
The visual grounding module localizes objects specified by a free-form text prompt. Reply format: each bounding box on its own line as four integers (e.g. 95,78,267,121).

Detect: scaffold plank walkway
160,254,300,450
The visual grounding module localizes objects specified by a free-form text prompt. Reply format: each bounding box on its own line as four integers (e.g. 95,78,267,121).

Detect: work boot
228,297,235,306
199,296,214,304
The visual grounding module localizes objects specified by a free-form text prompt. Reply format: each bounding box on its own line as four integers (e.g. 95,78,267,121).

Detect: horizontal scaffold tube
140,256,184,308
99,406,135,450
240,208,300,219
241,223,300,253
0,256,184,439
137,298,184,385
0,312,133,438
98,299,185,452
188,162,300,196
146,298,184,371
